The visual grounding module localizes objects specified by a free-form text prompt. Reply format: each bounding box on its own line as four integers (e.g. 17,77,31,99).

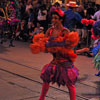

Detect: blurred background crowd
0,0,100,48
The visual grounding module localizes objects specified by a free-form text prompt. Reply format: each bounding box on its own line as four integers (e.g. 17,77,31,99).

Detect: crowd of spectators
0,0,100,48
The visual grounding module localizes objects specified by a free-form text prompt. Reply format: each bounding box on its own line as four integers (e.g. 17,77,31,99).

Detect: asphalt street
0,40,100,100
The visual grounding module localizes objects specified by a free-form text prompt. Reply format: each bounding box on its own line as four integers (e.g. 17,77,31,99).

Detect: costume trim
30,29,79,62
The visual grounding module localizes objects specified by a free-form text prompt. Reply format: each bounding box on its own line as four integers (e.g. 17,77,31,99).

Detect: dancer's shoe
95,72,100,76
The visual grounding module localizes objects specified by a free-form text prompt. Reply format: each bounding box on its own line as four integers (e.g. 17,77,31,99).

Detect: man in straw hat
64,1,82,32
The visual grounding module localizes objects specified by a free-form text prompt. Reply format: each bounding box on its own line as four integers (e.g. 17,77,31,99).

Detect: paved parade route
0,41,100,100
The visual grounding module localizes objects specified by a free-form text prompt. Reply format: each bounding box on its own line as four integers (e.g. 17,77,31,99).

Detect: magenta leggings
39,82,76,100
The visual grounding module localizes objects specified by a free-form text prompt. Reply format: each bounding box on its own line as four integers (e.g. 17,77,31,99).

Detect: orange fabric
30,31,79,62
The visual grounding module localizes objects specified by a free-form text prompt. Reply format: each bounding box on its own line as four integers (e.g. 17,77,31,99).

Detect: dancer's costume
92,21,100,72
93,41,100,76
30,27,79,86
81,19,100,75
0,1,19,46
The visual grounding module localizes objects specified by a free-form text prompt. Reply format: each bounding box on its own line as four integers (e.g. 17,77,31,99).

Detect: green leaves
93,53,100,70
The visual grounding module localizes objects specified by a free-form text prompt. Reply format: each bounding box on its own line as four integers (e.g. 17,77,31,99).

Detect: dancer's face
51,14,62,26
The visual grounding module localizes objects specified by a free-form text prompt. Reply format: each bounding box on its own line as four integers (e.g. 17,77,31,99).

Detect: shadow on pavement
0,44,9,53
81,94,100,98
78,74,89,82
95,81,100,96
80,80,100,99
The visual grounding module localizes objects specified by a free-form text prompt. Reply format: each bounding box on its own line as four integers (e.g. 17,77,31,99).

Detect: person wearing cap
40,27,44,33
64,1,82,32
38,7,79,100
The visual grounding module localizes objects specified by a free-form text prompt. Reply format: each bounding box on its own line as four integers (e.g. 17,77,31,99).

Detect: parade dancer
30,8,79,100
92,21,100,76
0,1,19,47
7,1,19,47
81,19,100,76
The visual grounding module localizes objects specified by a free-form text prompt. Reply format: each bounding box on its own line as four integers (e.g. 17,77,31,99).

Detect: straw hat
66,1,79,7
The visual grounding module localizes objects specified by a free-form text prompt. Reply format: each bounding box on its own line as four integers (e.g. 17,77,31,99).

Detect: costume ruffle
81,18,95,26
30,31,79,86
30,33,48,54
0,1,20,27
41,60,79,86
30,31,79,62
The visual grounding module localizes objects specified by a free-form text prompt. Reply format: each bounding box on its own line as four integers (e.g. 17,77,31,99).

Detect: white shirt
37,9,47,21
92,10,100,21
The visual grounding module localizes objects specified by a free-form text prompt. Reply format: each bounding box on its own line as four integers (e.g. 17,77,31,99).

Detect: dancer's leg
67,85,76,100
39,82,50,100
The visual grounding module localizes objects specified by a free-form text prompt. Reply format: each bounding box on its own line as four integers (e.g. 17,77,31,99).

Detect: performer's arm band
45,41,66,48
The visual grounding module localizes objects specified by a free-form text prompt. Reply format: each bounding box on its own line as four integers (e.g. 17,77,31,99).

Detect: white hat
66,1,79,7
40,27,44,30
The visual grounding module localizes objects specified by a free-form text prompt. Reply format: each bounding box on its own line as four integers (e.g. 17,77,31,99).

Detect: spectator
91,6,100,21
16,20,29,42
17,1,26,20
61,3,67,12
25,0,33,13
76,5,87,48
33,22,41,34
64,1,82,32
37,4,47,33
29,25,44,42
28,8,34,32
86,3,95,19
39,27,44,34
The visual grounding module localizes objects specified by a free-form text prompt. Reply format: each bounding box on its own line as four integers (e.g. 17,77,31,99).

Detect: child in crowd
33,22,42,34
